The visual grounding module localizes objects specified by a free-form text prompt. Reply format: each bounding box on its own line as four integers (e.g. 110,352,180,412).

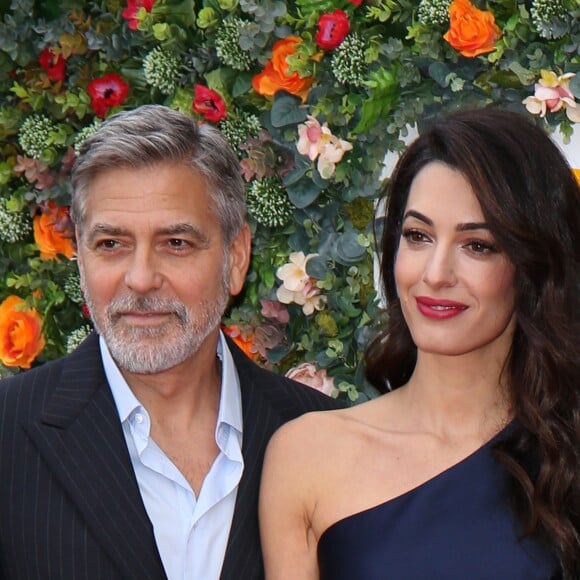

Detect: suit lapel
23,334,167,580
220,346,283,580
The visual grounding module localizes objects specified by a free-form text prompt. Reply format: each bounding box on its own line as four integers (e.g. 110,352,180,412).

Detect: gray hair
71,105,246,244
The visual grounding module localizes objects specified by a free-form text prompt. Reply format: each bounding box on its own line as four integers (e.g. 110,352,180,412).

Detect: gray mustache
107,296,189,322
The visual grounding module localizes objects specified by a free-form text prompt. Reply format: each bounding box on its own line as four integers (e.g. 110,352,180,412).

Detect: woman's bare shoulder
265,393,401,467
266,407,351,457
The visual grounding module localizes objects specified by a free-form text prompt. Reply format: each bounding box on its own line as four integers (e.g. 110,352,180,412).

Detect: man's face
76,162,250,374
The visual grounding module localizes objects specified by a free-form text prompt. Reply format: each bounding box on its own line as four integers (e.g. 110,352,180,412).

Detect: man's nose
123,249,164,294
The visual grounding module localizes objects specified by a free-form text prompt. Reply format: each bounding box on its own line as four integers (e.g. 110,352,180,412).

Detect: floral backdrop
0,0,578,401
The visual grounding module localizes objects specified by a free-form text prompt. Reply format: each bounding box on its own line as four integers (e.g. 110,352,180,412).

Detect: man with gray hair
0,105,341,580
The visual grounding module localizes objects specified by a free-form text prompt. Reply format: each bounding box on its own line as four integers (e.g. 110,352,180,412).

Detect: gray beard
84,274,230,375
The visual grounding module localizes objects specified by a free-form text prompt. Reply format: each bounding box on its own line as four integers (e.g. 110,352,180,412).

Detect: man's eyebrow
85,224,128,244
402,210,490,232
85,222,211,246
157,223,210,246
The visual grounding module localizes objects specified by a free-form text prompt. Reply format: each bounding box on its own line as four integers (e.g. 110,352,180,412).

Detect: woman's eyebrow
402,210,432,225
403,211,489,232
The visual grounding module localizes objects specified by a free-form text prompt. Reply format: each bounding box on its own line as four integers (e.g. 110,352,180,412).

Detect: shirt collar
101,331,243,437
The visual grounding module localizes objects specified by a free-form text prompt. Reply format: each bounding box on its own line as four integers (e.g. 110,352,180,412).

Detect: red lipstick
415,296,468,320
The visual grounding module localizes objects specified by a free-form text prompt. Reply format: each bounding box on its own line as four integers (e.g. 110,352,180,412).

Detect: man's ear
75,226,86,292
227,223,252,296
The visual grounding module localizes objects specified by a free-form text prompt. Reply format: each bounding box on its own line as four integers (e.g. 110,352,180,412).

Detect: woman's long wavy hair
365,108,579,576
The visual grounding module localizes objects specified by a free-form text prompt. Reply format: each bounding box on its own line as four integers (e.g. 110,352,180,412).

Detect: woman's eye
402,229,429,243
465,240,497,254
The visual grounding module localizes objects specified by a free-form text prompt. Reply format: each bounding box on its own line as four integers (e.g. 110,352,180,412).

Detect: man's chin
109,345,193,375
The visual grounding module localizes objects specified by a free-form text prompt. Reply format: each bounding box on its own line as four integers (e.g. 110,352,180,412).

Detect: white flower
296,116,353,179
523,71,580,123
276,252,327,315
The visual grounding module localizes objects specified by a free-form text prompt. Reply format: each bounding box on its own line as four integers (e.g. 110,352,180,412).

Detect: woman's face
394,161,516,361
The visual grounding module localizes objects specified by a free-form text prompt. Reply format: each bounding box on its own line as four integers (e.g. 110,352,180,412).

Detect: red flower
348,0,363,5
87,73,129,118
39,48,66,83
192,84,227,123
81,303,91,319
122,0,155,30
315,9,350,51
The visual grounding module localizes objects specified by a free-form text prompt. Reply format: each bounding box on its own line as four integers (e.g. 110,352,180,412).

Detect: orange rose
33,201,75,260
252,36,313,100
444,0,501,58
0,295,45,369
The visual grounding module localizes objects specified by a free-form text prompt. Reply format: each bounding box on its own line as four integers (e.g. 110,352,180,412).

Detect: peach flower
0,295,45,369
522,71,580,123
286,362,337,396
296,115,353,179
276,252,327,315
33,201,75,260
444,0,501,58
252,37,314,100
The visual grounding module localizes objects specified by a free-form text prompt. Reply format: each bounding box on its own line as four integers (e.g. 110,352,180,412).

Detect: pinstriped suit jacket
0,333,342,579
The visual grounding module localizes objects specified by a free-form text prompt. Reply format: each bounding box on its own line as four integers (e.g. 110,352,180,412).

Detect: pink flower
296,115,353,179
296,116,323,161
193,84,227,123
13,156,54,189
253,324,285,359
286,362,337,397
523,71,580,123
260,299,290,324
87,73,129,118
276,252,327,315
315,10,350,51
39,48,66,82
122,0,155,30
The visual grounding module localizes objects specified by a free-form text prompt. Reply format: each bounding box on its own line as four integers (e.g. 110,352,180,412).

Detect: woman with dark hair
259,108,579,579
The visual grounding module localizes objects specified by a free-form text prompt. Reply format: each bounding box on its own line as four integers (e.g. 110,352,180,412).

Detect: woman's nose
422,245,457,288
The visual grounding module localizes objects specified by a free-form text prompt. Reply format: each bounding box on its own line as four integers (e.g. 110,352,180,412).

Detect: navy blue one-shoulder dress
317,426,560,579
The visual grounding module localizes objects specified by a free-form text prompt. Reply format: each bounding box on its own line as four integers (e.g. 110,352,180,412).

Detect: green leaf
10,82,28,98
306,255,329,280
231,73,252,98
270,93,307,127
507,62,536,86
285,179,322,208
334,232,366,265
429,62,451,87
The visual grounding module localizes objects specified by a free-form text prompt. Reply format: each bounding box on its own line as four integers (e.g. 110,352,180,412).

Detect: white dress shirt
101,332,244,580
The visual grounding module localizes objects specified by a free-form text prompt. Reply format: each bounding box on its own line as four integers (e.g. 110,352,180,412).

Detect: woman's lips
415,296,468,320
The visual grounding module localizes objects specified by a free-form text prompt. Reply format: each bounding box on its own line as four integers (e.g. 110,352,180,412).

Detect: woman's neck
397,350,512,442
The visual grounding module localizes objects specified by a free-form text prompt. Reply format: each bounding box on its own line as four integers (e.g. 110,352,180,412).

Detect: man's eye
96,239,119,249
168,239,191,249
